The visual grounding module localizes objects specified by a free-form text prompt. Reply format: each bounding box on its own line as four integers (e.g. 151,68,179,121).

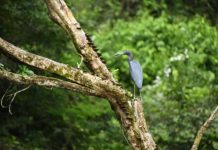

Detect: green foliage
0,63,4,69
18,66,34,76
67,0,121,30
94,13,218,149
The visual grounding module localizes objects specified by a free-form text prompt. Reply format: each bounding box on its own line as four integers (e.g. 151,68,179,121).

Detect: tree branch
0,69,102,97
0,37,109,94
4,85,31,115
44,0,115,81
191,105,218,150
0,37,134,101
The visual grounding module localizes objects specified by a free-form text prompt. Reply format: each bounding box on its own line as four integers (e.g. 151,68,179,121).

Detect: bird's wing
129,60,143,89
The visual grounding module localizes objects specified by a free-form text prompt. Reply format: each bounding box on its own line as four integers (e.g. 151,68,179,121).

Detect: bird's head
115,50,133,60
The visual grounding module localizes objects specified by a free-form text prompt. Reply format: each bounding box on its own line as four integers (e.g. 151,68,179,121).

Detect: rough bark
0,69,102,97
0,37,125,99
0,0,156,149
45,0,114,82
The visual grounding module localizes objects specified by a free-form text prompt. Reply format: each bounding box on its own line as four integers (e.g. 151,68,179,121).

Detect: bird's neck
128,54,133,61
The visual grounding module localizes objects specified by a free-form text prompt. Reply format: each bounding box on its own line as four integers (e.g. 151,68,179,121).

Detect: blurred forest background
0,0,218,149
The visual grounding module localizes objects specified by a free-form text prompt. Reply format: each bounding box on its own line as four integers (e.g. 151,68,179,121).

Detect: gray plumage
121,50,143,91
129,60,143,90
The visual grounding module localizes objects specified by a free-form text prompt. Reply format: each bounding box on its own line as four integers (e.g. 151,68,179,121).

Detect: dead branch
0,37,111,94
191,105,218,150
8,85,31,115
1,84,12,108
44,0,114,81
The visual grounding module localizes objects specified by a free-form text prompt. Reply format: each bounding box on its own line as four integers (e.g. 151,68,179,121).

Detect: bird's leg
130,84,136,109
133,84,136,100
139,91,142,101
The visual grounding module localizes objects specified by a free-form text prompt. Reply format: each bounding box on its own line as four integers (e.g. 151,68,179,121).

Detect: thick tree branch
191,106,218,150
0,37,134,101
0,37,109,94
0,69,102,97
44,0,115,82
0,37,133,104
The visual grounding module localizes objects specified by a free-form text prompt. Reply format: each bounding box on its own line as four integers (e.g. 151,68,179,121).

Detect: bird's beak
114,51,124,56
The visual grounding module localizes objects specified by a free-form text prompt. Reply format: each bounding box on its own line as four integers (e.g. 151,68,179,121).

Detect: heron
115,50,143,100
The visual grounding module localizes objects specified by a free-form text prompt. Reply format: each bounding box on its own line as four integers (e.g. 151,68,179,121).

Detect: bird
115,50,143,100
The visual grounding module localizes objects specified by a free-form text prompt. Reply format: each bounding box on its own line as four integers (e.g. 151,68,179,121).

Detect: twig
8,85,31,115
1,84,12,108
191,105,218,150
